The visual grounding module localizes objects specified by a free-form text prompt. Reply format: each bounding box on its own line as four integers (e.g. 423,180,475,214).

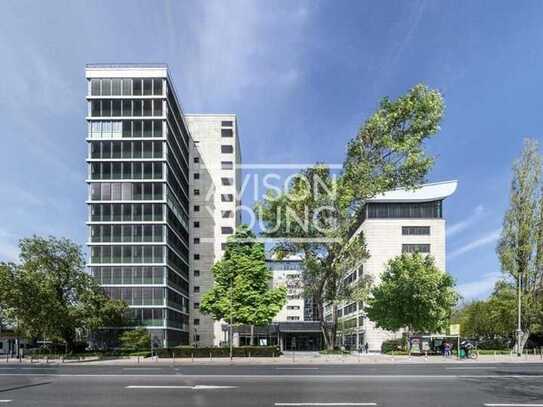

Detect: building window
287,316,300,321
221,145,233,154
221,129,233,138
287,305,301,310
221,121,233,127
193,270,200,277
221,177,233,186
194,206,200,212
194,286,200,293
221,227,233,235
221,194,234,202
194,189,200,196
221,161,233,170
194,254,200,260
221,210,234,218
221,243,227,251
367,201,442,219
194,319,200,326
194,173,200,180
193,157,200,163
402,226,431,235
194,221,200,228
194,238,200,244
194,302,200,309
402,244,431,253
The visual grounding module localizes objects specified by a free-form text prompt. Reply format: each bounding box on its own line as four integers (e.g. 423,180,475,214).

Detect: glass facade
87,72,190,347
367,200,442,219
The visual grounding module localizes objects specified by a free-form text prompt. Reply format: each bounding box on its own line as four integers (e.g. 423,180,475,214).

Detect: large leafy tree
497,138,543,352
453,281,516,340
0,236,127,351
200,225,286,344
365,253,458,334
256,84,444,349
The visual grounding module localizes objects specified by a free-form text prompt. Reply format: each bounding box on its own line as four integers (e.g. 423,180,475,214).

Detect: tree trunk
517,329,530,354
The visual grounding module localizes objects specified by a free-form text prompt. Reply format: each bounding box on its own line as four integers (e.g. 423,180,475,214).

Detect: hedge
156,346,281,358
381,339,403,354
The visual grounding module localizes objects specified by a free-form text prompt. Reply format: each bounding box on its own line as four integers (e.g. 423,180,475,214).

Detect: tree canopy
0,236,127,351
200,226,286,329
256,84,445,348
365,253,458,334
497,139,543,351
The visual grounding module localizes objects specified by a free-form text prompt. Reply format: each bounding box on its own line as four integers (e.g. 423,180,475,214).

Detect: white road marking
484,404,543,407
0,401,11,403
447,367,494,370
0,374,543,379
126,385,237,389
122,368,162,371
275,403,377,406
276,368,320,370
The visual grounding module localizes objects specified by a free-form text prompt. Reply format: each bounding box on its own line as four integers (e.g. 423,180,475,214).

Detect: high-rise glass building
85,65,191,347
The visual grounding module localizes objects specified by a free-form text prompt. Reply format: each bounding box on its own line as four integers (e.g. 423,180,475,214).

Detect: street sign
449,324,460,336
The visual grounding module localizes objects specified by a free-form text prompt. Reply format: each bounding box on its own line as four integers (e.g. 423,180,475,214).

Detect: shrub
156,346,281,358
119,328,151,351
381,339,403,354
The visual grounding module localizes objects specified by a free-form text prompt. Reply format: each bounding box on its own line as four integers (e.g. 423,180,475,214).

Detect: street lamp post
516,271,522,357
229,274,233,361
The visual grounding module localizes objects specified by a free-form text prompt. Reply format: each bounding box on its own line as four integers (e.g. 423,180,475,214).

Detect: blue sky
1,0,542,300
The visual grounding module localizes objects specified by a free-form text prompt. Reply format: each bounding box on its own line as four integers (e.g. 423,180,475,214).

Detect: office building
333,180,458,352
184,114,242,347
85,65,191,347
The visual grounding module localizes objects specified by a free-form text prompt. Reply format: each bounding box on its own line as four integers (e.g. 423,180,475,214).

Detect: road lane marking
276,368,320,370
2,374,543,379
0,401,12,403
447,367,494,370
275,403,377,406
122,368,163,371
126,385,237,389
484,404,543,406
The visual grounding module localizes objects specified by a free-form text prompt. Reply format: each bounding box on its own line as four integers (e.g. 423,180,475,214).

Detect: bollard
172,352,175,367
424,351,428,360
191,353,194,363
210,352,212,361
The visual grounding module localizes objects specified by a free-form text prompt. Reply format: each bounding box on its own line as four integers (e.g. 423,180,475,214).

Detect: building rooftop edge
367,180,458,203
86,63,168,69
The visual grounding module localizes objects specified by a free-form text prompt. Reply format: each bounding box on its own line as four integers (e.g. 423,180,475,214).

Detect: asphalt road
1,363,543,406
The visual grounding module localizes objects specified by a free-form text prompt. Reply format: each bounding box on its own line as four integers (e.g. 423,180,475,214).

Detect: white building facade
267,256,306,322
185,114,242,347
334,181,457,352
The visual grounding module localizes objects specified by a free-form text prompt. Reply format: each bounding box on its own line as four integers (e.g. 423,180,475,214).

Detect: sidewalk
1,352,542,366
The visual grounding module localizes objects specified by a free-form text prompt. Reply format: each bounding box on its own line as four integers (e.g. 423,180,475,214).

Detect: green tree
256,84,444,349
119,328,151,351
365,253,458,335
453,281,516,341
0,236,127,351
497,139,543,353
200,226,287,345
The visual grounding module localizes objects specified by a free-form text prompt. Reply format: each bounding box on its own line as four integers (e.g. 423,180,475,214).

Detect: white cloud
170,1,311,109
447,204,485,237
448,228,501,260
457,272,502,300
